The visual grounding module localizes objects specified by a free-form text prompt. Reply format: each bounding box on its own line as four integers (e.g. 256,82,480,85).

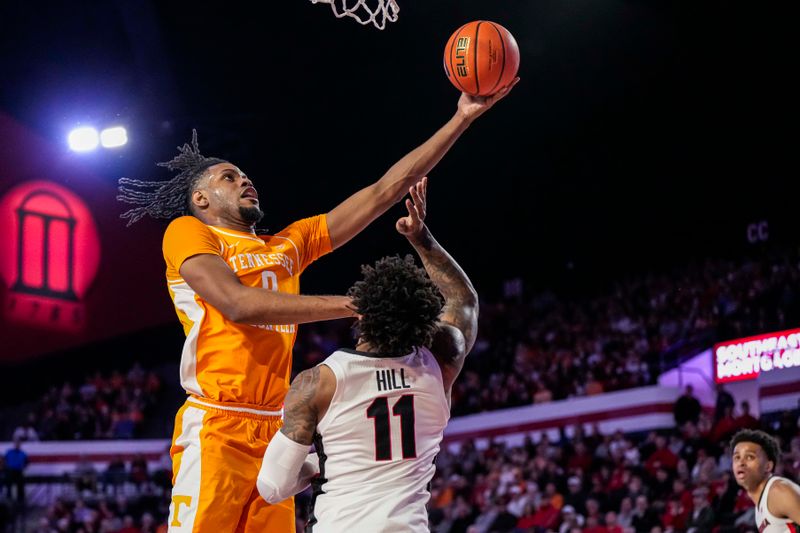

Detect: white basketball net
310,0,399,30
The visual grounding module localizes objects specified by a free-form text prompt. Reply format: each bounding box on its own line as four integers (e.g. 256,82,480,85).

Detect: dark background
0,1,794,397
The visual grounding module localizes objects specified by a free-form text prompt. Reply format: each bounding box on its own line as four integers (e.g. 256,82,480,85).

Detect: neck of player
200,212,255,234
747,475,771,505
355,340,375,353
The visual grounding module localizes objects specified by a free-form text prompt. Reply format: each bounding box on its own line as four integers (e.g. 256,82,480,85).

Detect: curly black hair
117,130,227,226
731,429,781,466
347,255,444,356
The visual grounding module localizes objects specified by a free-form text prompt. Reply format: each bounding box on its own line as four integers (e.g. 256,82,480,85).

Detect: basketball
443,20,520,97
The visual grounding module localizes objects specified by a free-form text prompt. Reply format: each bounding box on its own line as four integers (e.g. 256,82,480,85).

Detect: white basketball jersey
307,347,450,532
756,476,799,533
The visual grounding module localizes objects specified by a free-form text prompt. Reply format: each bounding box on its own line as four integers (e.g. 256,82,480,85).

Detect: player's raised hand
457,77,520,122
396,177,427,238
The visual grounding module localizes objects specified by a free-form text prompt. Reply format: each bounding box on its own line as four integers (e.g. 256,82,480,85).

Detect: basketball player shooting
116,82,515,532
257,177,478,532
731,429,800,531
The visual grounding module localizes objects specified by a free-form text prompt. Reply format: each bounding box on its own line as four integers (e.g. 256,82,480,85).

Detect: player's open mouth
241,187,259,201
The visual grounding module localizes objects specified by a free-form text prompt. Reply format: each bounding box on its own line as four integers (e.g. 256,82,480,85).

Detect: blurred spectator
152,445,173,492
661,499,688,531
141,512,157,533
73,455,98,494
3,437,27,505
674,385,702,427
645,435,678,476
12,413,40,442
487,499,518,533
559,505,585,533
735,401,760,431
104,455,127,493
564,476,587,516
130,454,149,488
605,511,624,533
616,497,634,528
714,384,735,424
712,405,739,443
686,487,715,533
631,495,659,533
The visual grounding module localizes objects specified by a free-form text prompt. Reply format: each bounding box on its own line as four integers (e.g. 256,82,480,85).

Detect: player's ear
766,459,774,474
191,189,209,210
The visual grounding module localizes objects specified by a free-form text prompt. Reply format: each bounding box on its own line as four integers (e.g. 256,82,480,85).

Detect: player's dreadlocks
347,255,444,356
117,130,227,226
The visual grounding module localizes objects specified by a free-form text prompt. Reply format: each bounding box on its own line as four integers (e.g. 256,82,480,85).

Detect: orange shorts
168,397,294,532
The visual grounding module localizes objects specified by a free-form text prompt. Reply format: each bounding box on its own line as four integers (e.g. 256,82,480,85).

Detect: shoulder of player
163,215,215,241
769,477,800,504
287,365,336,416
431,323,466,363
163,216,219,254
430,323,467,389
766,477,800,520
165,215,207,233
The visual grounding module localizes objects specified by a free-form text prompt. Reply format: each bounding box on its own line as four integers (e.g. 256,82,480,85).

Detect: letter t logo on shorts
171,495,193,527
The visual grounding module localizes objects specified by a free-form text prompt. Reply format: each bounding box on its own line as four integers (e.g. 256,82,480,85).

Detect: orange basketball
443,21,520,97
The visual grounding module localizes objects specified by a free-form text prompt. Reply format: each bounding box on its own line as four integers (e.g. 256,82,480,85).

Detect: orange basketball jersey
162,215,331,408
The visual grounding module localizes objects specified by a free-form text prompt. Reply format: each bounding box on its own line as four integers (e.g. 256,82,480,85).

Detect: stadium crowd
9,253,799,443
2,251,799,531
6,396,797,533
297,253,800,417
11,363,162,442
0,446,174,533
420,401,800,533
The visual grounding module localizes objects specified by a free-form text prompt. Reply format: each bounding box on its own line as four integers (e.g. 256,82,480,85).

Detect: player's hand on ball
457,77,520,121
396,177,427,238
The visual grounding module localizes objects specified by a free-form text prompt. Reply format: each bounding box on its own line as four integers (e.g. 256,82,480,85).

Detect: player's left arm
325,80,519,250
257,365,336,504
769,478,800,522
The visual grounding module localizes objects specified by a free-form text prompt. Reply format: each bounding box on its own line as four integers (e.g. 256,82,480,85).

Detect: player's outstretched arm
398,178,478,388
257,365,336,504
325,79,519,251
180,254,355,325
770,478,800,522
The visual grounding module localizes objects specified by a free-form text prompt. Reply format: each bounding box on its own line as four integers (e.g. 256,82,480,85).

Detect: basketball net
310,0,399,30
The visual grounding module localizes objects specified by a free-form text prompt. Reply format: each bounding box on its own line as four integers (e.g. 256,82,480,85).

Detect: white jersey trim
168,406,205,531
270,235,301,270
315,360,344,433
186,397,282,417
208,226,263,244
170,282,204,397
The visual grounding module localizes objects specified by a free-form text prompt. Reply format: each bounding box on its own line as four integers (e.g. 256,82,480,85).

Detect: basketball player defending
731,429,800,532
257,177,478,532
117,83,516,532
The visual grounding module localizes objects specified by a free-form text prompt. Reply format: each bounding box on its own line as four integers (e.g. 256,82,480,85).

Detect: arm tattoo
411,227,478,351
280,366,320,445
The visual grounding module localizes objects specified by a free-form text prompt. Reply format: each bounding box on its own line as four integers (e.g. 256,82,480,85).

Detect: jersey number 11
366,395,416,461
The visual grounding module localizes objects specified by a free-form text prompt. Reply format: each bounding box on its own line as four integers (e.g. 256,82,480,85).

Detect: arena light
68,127,100,152
100,126,128,148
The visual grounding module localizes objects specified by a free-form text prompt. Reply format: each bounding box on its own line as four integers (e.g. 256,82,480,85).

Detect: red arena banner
714,327,800,383
0,181,101,331
0,112,176,361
